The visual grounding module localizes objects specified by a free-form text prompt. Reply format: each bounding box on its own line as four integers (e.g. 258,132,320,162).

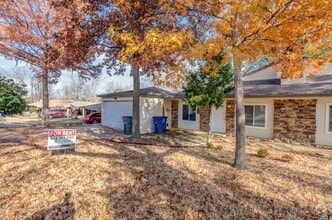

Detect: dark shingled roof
244,83,332,97
98,87,176,98
228,82,332,98
236,63,332,98
98,67,332,100
168,91,186,99
167,78,332,99
98,82,332,100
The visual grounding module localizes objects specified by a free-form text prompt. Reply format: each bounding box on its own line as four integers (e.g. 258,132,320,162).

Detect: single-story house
28,100,101,118
98,63,332,147
28,99,74,109
98,87,173,134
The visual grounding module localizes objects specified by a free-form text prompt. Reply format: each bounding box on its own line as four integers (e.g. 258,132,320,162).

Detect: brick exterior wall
274,99,317,144
225,100,235,135
171,100,179,128
199,106,210,132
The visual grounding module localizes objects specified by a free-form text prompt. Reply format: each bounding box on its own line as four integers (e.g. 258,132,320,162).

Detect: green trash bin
122,116,132,135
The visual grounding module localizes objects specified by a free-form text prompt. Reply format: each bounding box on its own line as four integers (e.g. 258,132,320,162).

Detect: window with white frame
245,105,266,128
182,104,196,121
328,104,332,133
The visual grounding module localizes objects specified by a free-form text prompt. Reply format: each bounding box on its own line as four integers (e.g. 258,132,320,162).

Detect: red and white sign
48,129,76,150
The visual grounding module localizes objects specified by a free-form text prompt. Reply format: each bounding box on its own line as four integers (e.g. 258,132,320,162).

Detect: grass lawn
0,125,331,219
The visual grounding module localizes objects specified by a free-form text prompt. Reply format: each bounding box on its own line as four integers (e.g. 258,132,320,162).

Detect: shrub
0,76,27,115
30,108,38,113
206,141,223,150
214,144,223,150
257,148,268,158
207,141,214,148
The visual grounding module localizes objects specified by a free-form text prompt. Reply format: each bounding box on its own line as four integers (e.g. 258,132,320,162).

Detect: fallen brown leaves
0,126,331,219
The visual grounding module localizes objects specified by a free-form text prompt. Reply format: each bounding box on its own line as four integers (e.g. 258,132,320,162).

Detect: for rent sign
48,129,76,150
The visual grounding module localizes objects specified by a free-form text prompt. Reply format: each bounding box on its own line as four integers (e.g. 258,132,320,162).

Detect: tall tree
183,54,234,145
0,0,108,126
2,65,43,102
105,0,194,138
0,76,27,115
177,0,332,169
58,74,103,100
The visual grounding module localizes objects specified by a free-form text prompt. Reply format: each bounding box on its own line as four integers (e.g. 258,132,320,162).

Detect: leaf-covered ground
0,112,84,128
0,125,331,219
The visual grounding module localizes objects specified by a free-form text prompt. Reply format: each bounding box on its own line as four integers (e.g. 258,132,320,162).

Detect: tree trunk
206,105,212,146
30,75,34,102
131,66,141,139
41,65,49,127
233,54,246,169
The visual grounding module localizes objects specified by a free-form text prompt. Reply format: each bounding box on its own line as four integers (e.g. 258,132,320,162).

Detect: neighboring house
98,63,332,147
28,100,101,118
63,101,101,118
28,99,74,109
84,103,102,114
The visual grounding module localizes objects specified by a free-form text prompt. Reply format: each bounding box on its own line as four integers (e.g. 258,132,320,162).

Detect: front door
210,106,226,133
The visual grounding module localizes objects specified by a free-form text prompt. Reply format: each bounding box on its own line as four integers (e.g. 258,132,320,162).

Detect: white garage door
102,101,133,130
210,106,226,133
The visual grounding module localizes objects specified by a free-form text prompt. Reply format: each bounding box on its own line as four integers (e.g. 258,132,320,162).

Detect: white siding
244,98,274,139
140,97,164,134
178,100,200,130
316,98,332,146
102,97,165,134
102,99,133,130
243,67,280,81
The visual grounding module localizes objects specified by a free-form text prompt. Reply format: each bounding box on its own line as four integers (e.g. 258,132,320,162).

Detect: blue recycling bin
122,116,132,135
152,116,168,134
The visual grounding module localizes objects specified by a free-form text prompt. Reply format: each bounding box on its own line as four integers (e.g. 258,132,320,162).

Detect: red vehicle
84,112,101,124
38,109,66,118
49,109,66,118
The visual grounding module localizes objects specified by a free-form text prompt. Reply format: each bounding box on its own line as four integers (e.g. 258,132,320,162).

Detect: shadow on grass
82,139,328,219
248,158,332,194
161,129,207,146
26,193,75,220
3,131,329,219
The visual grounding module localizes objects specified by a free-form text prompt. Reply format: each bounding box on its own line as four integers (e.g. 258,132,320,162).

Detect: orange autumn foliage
0,0,108,126
107,0,195,88
179,0,332,78
0,0,106,77
172,0,332,169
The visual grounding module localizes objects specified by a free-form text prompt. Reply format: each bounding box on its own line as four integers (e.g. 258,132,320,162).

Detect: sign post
48,129,76,151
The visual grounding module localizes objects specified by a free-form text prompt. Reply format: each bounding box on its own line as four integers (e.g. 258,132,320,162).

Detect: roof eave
226,93,332,98
98,93,167,99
